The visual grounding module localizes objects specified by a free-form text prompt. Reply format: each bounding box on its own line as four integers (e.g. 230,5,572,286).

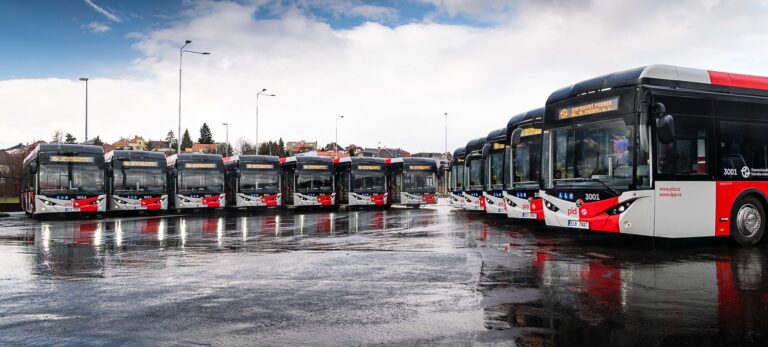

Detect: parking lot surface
1,204,767,346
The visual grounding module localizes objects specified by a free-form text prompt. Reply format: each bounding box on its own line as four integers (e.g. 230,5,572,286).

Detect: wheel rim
737,203,762,239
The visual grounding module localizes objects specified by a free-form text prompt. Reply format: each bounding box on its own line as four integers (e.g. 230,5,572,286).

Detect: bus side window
656,115,709,177
718,120,768,179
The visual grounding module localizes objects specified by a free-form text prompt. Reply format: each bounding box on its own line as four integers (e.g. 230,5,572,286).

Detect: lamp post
335,115,344,158
444,112,448,195
178,40,210,155
222,122,229,156
79,77,89,142
256,88,276,154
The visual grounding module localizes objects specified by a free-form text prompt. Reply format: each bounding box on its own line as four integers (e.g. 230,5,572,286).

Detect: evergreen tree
198,123,214,144
181,129,193,151
277,138,285,157
144,141,155,151
348,148,356,157
92,136,104,147
258,142,270,155
165,131,178,150
64,133,77,144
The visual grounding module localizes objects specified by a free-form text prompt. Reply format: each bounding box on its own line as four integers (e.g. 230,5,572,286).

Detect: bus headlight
42,199,56,206
606,200,635,215
544,200,559,212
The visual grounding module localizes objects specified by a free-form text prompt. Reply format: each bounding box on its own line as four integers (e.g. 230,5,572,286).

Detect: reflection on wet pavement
1,206,767,345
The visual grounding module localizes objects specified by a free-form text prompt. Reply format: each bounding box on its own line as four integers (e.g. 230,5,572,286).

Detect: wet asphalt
1,202,767,346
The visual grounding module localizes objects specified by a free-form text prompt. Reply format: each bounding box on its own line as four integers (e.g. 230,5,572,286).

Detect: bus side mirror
510,127,523,146
481,143,491,157
29,162,38,174
654,102,675,144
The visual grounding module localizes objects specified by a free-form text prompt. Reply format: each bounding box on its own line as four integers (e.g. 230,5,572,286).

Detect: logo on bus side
741,166,751,178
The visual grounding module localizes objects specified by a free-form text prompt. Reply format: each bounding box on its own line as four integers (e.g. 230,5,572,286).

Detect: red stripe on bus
708,70,768,91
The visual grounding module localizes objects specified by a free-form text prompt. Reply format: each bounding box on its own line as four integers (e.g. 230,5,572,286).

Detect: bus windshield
240,171,279,192
467,157,483,190
40,164,104,194
513,135,541,189
488,151,504,190
404,171,436,192
352,171,386,192
297,171,333,192
114,168,165,193
550,119,633,190
179,169,224,192
451,165,464,190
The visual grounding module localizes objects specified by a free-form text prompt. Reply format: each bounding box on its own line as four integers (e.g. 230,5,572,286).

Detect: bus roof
485,128,506,143
465,137,487,153
547,64,768,105
167,153,223,165
223,155,279,164
506,107,544,140
281,156,334,165
388,157,438,166
335,156,386,165
24,143,104,164
452,147,466,158
105,150,166,162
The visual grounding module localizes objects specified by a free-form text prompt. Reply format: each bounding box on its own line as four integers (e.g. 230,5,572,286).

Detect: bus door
390,171,403,204
339,170,350,204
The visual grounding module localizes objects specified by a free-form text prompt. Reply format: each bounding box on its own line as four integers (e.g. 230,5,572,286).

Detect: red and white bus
387,157,438,207
334,157,389,207
463,137,487,211
167,153,225,210
280,156,336,207
505,108,545,220
540,64,768,245
482,128,508,214
22,144,106,217
224,155,281,208
449,147,466,209
105,150,168,212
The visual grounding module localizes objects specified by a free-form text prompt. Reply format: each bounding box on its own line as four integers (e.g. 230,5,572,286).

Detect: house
112,136,146,151
186,143,218,154
286,140,318,155
361,147,411,158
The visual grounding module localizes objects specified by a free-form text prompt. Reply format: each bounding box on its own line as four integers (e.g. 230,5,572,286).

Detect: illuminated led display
356,165,382,171
246,163,275,169
521,128,542,137
49,156,95,163
302,164,328,170
558,97,619,119
185,163,217,169
408,165,432,170
123,161,159,167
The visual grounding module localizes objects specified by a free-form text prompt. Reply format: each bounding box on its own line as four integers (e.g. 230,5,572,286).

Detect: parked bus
105,150,167,212
505,108,545,220
541,64,768,245
449,147,466,209
167,153,225,210
387,157,438,207
463,137,487,211
280,156,336,207
22,144,106,217
224,155,281,209
334,157,388,207
482,128,509,214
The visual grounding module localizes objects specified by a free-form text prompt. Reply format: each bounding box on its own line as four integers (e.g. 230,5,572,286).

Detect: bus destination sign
49,155,95,163
246,163,274,169
408,165,432,171
185,163,217,169
558,97,619,120
123,161,159,167
492,143,506,150
521,128,542,137
356,165,382,171
302,164,328,170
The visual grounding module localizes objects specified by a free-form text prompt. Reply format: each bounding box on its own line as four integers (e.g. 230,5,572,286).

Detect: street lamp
79,77,89,142
178,40,210,155
335,115,345,158
222,122,229,156
444,112,448,195
256,88,276,154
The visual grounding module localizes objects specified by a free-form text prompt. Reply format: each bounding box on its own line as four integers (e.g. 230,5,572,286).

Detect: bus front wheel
731,196,766,246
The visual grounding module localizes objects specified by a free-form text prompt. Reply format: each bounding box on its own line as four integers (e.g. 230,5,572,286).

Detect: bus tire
731,196,766,246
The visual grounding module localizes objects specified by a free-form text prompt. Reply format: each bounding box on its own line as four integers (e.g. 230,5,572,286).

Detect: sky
1,0,767,152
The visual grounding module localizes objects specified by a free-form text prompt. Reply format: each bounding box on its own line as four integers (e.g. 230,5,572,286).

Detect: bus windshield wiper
554,177,620,196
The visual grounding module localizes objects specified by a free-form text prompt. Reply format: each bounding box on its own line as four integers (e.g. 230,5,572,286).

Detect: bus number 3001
585,193,601,201
724,168,738,176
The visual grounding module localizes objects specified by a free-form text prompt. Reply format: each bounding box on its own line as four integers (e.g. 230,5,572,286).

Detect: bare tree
51,129,63,144
236,138,256,155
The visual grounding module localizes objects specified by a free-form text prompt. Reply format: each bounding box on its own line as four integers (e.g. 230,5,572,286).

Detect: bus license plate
567,220,589,229
522,212,537,219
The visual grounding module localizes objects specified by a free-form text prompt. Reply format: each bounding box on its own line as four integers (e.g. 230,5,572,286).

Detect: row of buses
451,64,768,246
21,145,439,218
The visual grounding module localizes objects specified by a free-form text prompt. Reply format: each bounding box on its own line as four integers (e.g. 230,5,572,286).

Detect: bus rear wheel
731,196,765,246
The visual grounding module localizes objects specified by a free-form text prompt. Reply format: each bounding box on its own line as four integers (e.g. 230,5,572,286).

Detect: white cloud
84,0,122,22
83,21,111,33
2,0,768,153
